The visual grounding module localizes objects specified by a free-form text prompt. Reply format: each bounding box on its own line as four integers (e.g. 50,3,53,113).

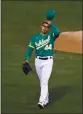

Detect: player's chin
42,29,47,34
43,30,47,34
44,31,48,34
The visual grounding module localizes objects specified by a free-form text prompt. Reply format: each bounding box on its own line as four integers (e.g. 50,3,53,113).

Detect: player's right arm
50,23,60,40
44,20,60,40
25,36,35,62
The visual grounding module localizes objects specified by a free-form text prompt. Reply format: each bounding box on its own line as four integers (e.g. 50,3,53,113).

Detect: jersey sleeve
50,23,60,40
25,47,34,60
25,36,35,61
28,36,35,48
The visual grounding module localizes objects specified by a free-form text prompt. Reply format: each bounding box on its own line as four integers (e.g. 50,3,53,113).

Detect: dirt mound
54,31,82,54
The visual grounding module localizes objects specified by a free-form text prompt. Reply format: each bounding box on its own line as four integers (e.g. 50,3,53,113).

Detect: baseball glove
22,62,32,75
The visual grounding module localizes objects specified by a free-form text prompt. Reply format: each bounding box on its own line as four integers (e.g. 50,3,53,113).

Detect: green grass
2,1,82,113
2,51,82,113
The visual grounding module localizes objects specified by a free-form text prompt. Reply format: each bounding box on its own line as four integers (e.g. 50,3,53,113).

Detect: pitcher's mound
54,31,82,54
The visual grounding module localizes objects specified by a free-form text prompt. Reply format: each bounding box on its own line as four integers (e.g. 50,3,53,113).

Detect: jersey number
44,44,52,50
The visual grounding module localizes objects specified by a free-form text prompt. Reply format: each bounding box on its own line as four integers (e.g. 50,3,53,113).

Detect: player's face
41,23,50,34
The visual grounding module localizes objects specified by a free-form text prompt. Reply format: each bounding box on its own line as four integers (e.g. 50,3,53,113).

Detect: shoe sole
37,104,44,109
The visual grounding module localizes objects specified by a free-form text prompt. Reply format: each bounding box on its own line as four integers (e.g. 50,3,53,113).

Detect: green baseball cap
46,9,56,20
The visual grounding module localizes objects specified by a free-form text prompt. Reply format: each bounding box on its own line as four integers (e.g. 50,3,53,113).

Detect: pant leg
45,93,49,104
39,59,53,104
35,65,42,80
35,58,42,80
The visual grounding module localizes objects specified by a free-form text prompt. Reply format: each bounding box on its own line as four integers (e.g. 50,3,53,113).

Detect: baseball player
23,20,60,109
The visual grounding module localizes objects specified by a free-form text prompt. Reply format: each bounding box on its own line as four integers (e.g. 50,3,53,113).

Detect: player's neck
40,32,47,36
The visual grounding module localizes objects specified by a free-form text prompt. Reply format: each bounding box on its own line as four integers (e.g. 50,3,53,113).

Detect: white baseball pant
35,57,53,104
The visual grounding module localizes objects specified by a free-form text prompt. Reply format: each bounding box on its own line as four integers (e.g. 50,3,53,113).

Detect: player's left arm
50,23,60,40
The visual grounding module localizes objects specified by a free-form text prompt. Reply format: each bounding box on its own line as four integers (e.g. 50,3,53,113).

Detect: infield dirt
54,31,82,54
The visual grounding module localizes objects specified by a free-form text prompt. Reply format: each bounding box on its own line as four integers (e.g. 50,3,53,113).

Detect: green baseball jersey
25,23,60,60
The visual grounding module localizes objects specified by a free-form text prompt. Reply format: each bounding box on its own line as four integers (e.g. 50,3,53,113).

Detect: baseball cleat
44,102,49,106
37,102,44,109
